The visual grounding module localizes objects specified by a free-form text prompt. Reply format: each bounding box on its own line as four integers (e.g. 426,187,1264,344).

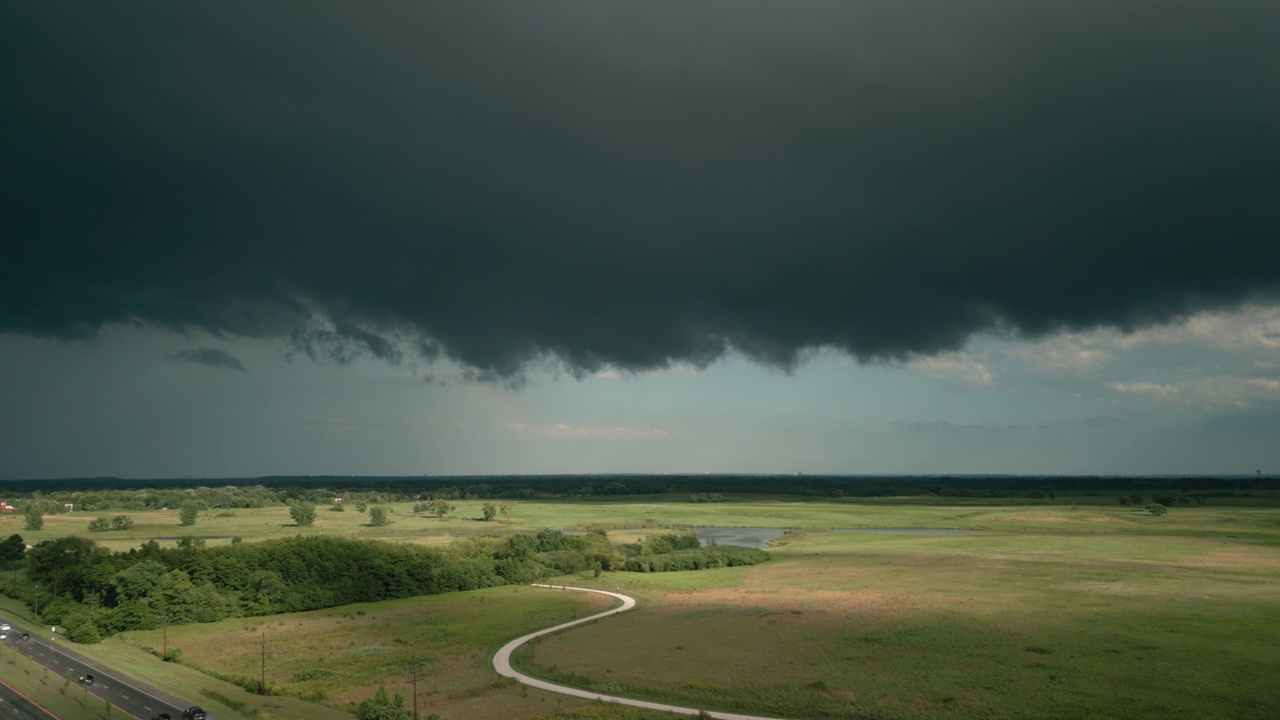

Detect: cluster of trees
87,516,134,531
613,533,768,572
1118,493,1204,507
3,535,513,643
1,529,768,644
622,545,770,573
689,493,725,503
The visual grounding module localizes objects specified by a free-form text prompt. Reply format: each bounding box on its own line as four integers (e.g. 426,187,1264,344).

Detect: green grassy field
5,493,1279,719
516,503,1280,719
7,490,1270,551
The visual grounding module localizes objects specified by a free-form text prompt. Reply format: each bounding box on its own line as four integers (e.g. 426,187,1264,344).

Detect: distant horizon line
2,472,1275,483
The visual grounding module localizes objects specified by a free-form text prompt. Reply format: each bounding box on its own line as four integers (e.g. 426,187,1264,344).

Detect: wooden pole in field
259,632,266,695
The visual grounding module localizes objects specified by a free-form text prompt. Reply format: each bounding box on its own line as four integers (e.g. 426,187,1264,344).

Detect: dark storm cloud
169,347,248,373
3,1,1279,378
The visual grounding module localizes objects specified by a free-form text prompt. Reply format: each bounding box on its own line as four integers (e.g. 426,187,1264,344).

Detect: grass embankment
79,584,670,720
0,644,97,720
516,504,1280,720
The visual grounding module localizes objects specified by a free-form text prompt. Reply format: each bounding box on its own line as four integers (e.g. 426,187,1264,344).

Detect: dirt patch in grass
1191,552,1280,568
661,585,936,618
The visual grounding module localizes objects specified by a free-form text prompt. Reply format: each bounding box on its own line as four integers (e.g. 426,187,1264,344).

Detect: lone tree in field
501,502,513,523
178,502,199,527
289,501,317,527
481,502,497,521
369,506,390,526
110,515,133,530
428,499,455,521
23,505,43,531
1146,503,1168,516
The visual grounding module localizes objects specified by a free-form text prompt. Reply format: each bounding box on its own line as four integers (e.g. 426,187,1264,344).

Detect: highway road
0,614,213,720
0,677,56,720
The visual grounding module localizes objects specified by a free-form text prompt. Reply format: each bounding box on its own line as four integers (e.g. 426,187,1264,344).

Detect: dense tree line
0,529,769,644
1,475,1277,511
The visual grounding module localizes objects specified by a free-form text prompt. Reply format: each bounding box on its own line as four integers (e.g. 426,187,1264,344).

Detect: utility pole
259,632,267,694
162,611,168,660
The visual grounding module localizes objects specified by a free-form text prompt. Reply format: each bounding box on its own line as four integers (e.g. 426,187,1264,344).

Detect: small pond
694,527,792,548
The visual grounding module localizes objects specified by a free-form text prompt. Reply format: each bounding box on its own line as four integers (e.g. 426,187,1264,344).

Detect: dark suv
182,708,207,720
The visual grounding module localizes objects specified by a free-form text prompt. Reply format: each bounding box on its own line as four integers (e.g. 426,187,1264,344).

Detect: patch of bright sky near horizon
2,304,1279,480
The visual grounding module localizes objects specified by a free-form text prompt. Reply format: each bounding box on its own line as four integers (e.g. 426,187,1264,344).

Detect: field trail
493,583,796,720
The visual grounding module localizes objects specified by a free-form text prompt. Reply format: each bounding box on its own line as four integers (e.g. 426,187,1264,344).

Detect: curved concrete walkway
493,583,794,720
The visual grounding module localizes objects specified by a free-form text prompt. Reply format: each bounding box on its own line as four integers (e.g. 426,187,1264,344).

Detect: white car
0,623,10,632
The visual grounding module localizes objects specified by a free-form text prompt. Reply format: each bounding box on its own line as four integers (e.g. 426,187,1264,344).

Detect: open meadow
3,491,1279,719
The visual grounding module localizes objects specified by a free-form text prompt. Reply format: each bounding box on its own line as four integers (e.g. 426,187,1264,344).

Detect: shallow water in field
694,526,973,547
694,526,791,548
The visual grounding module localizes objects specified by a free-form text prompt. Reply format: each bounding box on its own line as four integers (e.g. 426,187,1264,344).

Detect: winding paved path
493,583,794,720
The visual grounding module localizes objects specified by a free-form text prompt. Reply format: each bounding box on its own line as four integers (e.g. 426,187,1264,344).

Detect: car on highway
151,714,172,720
182,708,207,720
18,632,29,641
79,674,95,686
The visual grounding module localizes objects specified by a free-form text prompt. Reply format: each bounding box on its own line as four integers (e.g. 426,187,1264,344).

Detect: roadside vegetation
1,528,767,644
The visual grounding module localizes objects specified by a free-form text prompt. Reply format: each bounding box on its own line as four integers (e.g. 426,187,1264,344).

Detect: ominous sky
3,1,1279,478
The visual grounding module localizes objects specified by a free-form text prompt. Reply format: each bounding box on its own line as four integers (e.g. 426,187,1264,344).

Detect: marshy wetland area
2,483,1279,720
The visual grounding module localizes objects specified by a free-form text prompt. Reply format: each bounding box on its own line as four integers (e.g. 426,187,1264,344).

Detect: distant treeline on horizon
1,473,1277,500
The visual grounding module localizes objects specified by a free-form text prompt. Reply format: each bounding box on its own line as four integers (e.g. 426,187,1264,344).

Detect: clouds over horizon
504,422,671,442
3,1,1279,380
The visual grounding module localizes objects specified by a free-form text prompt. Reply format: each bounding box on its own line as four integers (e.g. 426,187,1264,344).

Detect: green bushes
288,501,317,527
622,546,769,573
14,529,766,643
624,534,700,555
356,685,411,720
88,516,134,532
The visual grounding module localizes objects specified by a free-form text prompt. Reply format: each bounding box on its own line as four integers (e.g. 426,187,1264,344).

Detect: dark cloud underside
169,347,248,372
3,1,1278,377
